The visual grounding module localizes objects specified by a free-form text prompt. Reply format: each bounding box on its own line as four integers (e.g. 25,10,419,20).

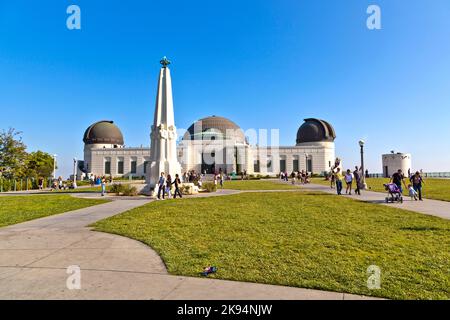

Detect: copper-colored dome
83,120,124,145
183,116,245,142
296,118,336,144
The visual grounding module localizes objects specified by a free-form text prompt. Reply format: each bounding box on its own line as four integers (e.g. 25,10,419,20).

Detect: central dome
83,120,124,145
183,116,245,142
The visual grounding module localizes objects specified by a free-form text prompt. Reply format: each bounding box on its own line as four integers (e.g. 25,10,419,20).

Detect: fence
423,172,450,178
368,172,450,179
0,177,52,192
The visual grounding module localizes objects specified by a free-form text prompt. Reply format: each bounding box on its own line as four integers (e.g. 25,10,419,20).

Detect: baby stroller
384,183,403,203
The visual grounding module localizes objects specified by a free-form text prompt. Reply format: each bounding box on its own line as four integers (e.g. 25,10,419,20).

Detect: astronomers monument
146,57,182,191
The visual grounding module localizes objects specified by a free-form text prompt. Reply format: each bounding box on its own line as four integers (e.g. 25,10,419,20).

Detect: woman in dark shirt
410,171,425,201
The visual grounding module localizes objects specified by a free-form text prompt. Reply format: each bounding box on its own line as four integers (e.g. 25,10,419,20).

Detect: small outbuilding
382,152,412,178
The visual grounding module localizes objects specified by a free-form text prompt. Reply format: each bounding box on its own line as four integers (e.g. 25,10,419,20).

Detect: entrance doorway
201,153,215,174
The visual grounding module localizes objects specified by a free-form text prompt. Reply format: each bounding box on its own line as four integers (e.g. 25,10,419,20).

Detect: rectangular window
280,160,286,172
104,161,111,175
267,160,272,171
117,161,124,175
130,161,137,174
253,160,260,173
307,158,313,173
144,161,149,174
293,159,299,172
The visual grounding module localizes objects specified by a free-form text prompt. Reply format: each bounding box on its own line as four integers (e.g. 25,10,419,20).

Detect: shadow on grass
363,199,389,204
400,226,447,232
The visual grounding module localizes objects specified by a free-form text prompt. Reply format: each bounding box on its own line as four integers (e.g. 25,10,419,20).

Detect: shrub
182,185,191,194
202,182,217,193
110,183,138,196
110,183,125,195
122,185,138,196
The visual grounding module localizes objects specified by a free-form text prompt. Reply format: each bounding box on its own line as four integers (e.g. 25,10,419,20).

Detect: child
408,184,418,201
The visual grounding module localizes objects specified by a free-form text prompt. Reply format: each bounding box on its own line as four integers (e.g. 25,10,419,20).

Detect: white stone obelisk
146,57,182,192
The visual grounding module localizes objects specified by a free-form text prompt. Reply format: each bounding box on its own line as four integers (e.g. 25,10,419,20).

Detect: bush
202,182,217,193
110,183,138,196
110,183,125,195
122,185,138,196
77,180,91,186
182,185,191,195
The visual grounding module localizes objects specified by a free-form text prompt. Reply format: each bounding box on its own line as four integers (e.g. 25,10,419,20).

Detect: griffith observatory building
78,60,337,179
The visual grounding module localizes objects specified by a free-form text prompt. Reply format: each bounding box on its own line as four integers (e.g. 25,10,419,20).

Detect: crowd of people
157,168,231,200
279,170,311,185
327,161,426,201
49,176,75,191
328,166,364,196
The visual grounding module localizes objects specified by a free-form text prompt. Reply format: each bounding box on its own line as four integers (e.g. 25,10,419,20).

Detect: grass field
0,195,109,227
93,191,450,300
222,179,298,190
311,177,450,202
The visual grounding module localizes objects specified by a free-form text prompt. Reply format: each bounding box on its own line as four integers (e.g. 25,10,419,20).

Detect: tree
25,151,55,178
0,128,27,179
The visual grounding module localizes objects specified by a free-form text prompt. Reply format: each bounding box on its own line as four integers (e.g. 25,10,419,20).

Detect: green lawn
311,177,450,202
93,192,450,300
0,195,109,227
222,179,298,190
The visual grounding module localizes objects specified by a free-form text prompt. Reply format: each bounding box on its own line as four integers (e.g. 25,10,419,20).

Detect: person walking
410,171,425,201
344,169,353,195
38,177,44,190
334,168,344,195
100,176,106,196
166,174,172,198
390,169,407,194
172,174,182,198
353,166,361,195
157,172,166,200
219,172,224,188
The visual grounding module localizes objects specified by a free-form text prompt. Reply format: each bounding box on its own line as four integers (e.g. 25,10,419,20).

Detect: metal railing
368,172,450,179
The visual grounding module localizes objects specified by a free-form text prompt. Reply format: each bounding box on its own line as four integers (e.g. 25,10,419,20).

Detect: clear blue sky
1,0,449,177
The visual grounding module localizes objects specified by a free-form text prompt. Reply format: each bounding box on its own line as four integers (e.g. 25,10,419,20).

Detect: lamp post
53,154,58,180
73,158,78,189
358,140,367,190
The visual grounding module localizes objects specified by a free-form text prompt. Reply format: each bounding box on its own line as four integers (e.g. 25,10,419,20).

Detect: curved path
0,190,380,300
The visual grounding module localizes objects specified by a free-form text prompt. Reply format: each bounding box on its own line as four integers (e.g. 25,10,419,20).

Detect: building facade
382,152,412,177
79,117,336,179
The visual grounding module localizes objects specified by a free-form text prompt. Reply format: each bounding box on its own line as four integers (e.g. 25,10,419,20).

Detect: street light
73,158,78,189
53,154,58,180
358,140,367,190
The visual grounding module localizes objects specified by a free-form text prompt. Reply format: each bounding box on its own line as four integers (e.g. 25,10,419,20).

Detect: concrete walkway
0,191,379,300
296,183,450,220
